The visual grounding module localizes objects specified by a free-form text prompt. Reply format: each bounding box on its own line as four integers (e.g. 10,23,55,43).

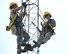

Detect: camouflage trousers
37,32,53,47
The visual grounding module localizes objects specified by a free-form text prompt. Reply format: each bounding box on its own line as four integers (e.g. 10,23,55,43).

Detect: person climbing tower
6,2,30,54
32,11,56,48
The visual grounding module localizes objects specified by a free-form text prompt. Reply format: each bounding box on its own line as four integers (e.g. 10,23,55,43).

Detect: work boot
21,45,33,53
22,43,33,51
21,48,27,53
24,44,33,51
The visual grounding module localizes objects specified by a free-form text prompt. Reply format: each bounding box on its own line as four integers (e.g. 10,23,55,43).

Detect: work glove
6,26,10,31
22,2,27,8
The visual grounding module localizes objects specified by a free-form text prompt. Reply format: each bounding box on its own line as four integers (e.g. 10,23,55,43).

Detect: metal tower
20,0,42,54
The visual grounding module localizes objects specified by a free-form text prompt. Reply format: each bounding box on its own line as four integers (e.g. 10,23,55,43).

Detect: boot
24,44,33,51
21,43,33,51
21,48,27,53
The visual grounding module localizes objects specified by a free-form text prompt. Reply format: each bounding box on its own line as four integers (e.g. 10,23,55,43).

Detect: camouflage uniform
33,19,56,47
10,11,30,47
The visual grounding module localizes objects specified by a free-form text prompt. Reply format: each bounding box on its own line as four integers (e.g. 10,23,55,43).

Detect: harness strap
6,14,17,31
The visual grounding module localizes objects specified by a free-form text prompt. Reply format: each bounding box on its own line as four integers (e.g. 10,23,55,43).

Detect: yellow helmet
9,2,18,9
44,11,52,17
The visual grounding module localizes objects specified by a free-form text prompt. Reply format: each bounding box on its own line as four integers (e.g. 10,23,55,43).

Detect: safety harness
6,14,17,31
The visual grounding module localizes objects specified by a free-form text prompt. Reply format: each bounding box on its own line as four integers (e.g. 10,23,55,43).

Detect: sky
0,0,68,54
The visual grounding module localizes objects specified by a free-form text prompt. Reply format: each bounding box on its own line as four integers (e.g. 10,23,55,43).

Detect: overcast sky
0,0,68,54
